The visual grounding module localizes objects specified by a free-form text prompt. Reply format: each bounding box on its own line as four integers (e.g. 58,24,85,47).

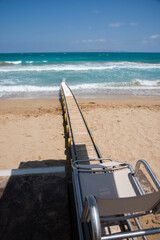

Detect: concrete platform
0,168,70,240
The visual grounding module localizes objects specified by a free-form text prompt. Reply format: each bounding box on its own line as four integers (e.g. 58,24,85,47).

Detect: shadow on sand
0,90,79,240
0,158,70,240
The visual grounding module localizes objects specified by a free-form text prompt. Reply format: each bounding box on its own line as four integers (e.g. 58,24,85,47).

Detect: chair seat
79,168,160,216
79,168,140,202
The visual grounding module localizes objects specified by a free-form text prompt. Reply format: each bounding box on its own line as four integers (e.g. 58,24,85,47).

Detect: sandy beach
1,97,159,177
0,99,66,170
79,97,160,179
0,97,160,238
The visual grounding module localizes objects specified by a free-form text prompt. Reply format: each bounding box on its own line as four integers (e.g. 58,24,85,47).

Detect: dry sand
0,99,66,170
0,97,159,176
0,97,160,238
79,98,160,179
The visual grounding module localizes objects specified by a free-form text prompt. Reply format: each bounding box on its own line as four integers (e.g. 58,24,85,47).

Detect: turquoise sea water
0,52,160,99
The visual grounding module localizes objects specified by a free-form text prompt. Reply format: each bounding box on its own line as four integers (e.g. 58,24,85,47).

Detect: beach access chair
72,159,160,240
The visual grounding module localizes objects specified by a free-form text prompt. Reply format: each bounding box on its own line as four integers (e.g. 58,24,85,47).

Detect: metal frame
100,228,160,240
81,194,160,240
135,159,160,191
72,158,128,173
72,160,160,240
81,195,101,240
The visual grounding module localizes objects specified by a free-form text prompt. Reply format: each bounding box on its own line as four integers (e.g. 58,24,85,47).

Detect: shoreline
1,93,160,101
1,95,160,103
1,91,160,100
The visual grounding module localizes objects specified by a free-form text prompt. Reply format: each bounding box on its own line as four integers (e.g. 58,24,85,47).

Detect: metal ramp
61,81,101,163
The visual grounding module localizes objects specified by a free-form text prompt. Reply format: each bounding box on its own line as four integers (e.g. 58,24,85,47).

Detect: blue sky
0,0,160,52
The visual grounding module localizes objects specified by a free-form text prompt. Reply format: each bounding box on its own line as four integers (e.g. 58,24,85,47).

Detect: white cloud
81,40,87,43
81,39,106,43
92,10,99,14
88,26,92,30
130,22,139,26
149,34,160,39
109,22,124,27
142,34,160,45
96,39,106,42
81,40,92,43
142,40,148,44
108,22,139,27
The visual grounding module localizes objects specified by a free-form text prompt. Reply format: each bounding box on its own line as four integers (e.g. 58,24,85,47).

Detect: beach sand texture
0,99,66,170
79,98,160,178
0,97,160,238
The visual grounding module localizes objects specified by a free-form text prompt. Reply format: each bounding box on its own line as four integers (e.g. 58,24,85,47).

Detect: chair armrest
134,159,160,191
81,195,101,240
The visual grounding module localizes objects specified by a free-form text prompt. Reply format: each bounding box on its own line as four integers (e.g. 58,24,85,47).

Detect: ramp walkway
61,82,101,163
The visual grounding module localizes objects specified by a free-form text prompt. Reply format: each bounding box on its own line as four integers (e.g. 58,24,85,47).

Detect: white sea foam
1,82,160,99
0,85,59,92
26,61,34,64
4,61,22,65
0,62,160,72
0,85,59,99
0,79,17,85
133,79,160,86
70,82,160,90
25,61,47,64
0,81,160,93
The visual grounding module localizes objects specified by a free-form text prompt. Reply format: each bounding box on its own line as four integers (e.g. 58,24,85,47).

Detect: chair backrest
96,192,160,216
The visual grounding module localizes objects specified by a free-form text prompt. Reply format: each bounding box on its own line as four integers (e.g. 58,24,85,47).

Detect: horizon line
0,51,160,54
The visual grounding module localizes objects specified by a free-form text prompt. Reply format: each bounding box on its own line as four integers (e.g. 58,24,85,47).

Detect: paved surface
0,172,70,240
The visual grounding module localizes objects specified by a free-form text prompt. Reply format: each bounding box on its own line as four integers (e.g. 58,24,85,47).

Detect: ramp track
61,82,101,163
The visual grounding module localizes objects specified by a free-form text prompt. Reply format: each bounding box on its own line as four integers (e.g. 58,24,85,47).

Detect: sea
0,52,160,99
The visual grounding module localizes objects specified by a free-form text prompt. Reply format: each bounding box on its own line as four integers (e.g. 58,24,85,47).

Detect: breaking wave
0,79,160,93
1,80,160,99
0,61,160,72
